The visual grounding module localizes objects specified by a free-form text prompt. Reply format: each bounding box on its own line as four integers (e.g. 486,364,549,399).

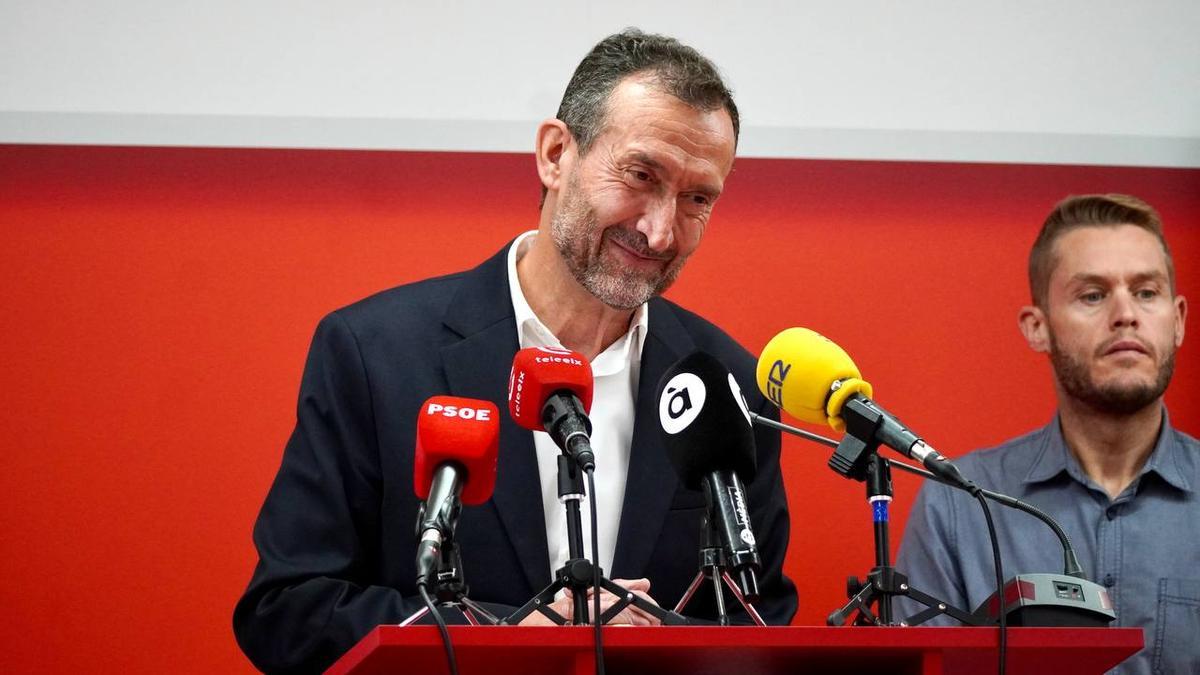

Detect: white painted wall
2,1,1198,165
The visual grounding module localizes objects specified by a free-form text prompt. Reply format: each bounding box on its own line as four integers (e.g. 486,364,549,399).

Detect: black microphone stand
826,452,983,626
826,412,983,627
504,456,688,625
673,514,766,626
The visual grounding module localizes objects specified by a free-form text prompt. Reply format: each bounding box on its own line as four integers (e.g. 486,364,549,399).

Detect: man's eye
627,169,653,183
1080,291,1104,303
690,194,712,207
1136,288,1159,300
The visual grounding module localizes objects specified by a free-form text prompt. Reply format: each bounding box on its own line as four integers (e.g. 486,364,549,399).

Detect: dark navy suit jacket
233,243,797,673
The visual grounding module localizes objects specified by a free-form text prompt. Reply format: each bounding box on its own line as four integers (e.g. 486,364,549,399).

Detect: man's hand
516,578,662,626
589,578,662,626
516,593,577,627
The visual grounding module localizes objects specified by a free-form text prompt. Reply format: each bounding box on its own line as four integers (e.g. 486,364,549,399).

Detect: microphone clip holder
503,455,687,626
399,538,500,627
541,394,596,471
828,397,887,481
826,450,982,627
674,515,766,626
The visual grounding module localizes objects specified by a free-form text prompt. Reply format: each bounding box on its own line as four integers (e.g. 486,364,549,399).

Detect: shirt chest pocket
1153,578,1200,675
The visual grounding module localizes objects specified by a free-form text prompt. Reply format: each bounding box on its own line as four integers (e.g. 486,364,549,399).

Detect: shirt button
1105,507,1118,520
1103,575,1116,588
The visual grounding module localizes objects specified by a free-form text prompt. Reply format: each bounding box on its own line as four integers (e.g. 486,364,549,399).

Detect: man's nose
1110,289,1140,329
636,197,676,253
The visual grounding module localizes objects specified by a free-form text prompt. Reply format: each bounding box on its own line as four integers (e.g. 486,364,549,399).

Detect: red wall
2,144,1196,673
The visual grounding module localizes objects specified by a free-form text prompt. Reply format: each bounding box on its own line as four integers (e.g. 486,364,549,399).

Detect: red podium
328,625,1142,674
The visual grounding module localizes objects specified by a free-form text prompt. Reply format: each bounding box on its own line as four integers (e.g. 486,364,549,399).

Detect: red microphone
507,347,596,470
413,396,500,587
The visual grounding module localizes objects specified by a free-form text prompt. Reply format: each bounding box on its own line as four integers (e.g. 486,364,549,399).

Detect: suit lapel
441,244,550,593
611,299,695,578
438,247,701,588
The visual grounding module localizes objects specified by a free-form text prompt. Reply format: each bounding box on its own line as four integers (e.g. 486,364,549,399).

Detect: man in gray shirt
896,194,1197,674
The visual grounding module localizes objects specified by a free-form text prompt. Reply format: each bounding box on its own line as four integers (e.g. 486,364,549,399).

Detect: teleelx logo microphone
507,367,525,419
659,372,706,434
533,345,584,366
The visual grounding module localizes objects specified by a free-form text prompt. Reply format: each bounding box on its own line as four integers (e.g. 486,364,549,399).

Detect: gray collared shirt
896,410,1200,675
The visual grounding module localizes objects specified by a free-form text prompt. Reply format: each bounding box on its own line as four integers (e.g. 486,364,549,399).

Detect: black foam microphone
657,351,761,602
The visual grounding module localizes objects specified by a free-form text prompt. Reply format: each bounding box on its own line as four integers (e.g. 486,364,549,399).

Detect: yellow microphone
755,327,873,432
756,327,978,491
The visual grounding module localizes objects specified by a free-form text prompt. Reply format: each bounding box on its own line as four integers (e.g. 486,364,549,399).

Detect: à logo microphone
658,372,706,434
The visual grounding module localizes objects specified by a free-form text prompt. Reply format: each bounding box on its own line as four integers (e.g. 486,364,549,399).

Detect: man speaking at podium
234,29,796,673
897,195,1198,674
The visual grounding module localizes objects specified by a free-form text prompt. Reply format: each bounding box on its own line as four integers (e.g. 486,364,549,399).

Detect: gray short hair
556,28,740,154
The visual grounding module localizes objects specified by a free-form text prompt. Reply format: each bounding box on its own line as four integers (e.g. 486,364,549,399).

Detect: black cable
752,412,1022,671
417,584,459,675
752,415,1083,573
887,459,1085,578
585,468,606,675
972,491,1006,675
974,490,1083,578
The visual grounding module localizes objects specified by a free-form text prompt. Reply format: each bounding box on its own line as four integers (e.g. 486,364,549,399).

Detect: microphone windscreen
414,396,500,505
656,351,757,490
756,327,873,432
507,346,594,432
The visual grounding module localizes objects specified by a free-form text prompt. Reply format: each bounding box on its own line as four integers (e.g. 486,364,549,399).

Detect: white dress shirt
506,231,648,579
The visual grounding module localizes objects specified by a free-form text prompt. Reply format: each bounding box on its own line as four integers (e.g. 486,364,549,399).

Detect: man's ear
1173,294,1187,348
535,119,572,193
1019,304,1050,353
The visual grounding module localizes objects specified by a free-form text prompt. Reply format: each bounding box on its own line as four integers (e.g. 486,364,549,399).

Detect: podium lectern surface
327,625,1142,675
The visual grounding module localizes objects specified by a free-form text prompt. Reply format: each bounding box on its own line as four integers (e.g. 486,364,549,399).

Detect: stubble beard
549,176,686,310
1048,331,1176,416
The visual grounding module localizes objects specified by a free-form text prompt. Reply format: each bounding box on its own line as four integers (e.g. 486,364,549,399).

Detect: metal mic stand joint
674,514,766,626
400,538,500,627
